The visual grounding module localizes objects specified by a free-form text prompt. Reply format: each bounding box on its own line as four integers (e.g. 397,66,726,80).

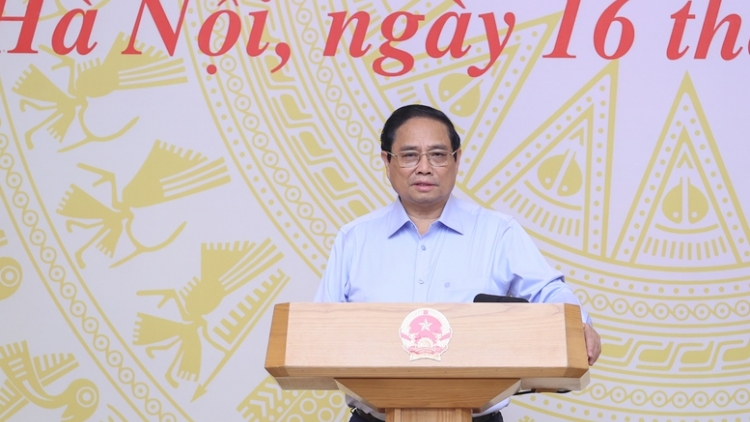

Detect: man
315,104,601,422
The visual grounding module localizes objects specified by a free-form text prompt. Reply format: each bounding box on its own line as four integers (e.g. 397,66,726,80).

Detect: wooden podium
265,303,589,422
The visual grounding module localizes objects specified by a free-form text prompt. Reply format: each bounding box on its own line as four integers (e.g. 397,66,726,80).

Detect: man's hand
583,323,601,365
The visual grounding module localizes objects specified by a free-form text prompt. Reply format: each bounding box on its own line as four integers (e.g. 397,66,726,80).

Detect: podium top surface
265,302,588,380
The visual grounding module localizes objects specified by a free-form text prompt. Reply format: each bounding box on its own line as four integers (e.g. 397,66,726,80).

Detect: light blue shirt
314,195,591,416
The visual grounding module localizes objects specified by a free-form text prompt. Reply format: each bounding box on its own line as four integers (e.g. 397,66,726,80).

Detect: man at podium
314,104,601,422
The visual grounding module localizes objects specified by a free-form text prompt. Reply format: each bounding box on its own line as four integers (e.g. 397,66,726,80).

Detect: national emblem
398,308,453,361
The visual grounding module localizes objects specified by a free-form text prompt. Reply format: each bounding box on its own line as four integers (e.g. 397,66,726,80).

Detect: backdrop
0,0,749,421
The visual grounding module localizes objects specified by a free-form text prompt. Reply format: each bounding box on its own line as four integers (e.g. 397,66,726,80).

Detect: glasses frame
385,149,459,168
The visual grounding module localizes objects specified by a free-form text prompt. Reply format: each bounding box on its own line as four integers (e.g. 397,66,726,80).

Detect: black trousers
349,409,504,422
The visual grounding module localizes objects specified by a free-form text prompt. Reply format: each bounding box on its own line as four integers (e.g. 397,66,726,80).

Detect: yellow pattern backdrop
0,0,748,421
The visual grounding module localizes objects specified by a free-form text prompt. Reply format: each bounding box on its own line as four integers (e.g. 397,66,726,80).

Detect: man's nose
415,154,432,173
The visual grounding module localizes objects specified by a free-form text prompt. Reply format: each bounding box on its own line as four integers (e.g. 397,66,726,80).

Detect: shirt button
421,245,426,250
419,279,424,284
444,282,450,288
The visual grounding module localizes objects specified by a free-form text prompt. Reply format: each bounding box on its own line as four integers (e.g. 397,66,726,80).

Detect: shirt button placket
415,243,429,300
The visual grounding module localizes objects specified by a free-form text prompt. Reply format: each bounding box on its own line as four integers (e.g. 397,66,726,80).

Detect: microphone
472,293,528,303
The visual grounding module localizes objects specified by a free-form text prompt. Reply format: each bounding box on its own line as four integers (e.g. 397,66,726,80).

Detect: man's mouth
413,182,435,191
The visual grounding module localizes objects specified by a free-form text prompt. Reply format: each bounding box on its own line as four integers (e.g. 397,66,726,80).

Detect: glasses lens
398,152,418,167
428,152,449,166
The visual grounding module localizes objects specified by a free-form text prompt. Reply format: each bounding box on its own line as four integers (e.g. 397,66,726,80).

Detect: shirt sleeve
313,230,349,303
498,219,593,326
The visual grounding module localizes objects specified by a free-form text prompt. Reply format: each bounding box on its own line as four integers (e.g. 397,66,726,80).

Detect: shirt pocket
436,277,506,302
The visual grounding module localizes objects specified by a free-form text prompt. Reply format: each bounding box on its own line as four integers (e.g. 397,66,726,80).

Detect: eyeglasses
386,150,458,168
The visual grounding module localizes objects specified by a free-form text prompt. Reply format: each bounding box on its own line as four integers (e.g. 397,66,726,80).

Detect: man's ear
454,148,462,169
381,151,392,180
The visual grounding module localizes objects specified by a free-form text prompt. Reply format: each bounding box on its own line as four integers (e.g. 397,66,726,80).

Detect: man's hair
380,104,461,155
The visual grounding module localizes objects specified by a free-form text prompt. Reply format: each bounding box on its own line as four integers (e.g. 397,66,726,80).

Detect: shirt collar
386,195,464,237
386,199,411,237
437,195,464,234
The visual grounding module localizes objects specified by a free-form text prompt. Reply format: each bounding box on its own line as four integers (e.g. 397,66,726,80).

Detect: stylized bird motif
57,140,230,268
13,33,187,151
14,64,84,149
134,240,282,388
134,314,202,388
0,342,98,422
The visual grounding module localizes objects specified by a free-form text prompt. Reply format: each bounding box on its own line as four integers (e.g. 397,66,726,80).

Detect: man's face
381,117,461,215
